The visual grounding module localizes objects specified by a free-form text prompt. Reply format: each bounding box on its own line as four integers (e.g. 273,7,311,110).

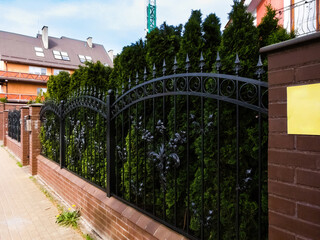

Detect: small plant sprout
56,204,80,228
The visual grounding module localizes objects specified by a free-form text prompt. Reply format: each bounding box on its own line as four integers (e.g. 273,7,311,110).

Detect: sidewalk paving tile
0,147,83,240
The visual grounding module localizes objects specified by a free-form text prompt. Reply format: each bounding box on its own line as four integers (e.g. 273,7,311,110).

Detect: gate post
59,100,65,169
106,90,115,197
29,104,42,175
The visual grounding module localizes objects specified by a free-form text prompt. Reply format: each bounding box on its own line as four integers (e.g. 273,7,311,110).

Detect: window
53,69,70,75
34,47,44,57
78,55,92,63
53,50,70,61
61,52,70,61
37,88,47,95
29,66,47,75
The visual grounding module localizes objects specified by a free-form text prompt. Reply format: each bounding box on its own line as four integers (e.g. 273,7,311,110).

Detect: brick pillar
21,106,30,166
3,110,8,146
0,103,4,141
261,33,320,239
29,104,42,175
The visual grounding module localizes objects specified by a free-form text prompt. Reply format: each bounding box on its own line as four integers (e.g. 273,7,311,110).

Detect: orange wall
256,0,284,25
4,62,74,96
6,63,74,76
7,82,46,95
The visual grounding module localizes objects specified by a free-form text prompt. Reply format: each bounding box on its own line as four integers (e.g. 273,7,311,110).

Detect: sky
0,0,235,55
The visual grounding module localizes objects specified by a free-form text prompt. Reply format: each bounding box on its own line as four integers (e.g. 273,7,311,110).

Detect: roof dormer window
53,50,70,61
34,47,44,57
78,55,92,63
61,52,70,61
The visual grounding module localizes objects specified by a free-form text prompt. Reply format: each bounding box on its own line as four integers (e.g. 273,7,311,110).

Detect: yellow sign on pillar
287,83,320,135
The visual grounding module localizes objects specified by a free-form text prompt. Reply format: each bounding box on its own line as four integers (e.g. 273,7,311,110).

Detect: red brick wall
262,33,320,239
21,107,30,166
37,155,187,240
6,137,22,160
29,104,41,175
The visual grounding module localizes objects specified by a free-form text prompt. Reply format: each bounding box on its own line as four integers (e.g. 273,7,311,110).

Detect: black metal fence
8,110,21,142
40,54,268,240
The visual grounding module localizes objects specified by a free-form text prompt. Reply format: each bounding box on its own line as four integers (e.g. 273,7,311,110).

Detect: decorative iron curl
189,77,202,92
176,77,187,92
203,77,218,94
239,83,258,104
40,100,61,120
220,78,236,97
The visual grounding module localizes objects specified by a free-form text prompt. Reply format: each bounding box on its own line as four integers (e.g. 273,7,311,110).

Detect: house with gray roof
0,26,113,102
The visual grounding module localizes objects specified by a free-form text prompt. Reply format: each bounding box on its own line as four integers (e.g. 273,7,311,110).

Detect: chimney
87,37,93,48
108,50,114,63
42,26,49,49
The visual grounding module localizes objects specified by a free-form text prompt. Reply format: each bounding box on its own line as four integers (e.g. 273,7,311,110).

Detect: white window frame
29,66,47,75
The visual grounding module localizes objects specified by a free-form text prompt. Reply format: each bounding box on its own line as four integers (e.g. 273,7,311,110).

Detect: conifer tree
219,1,259,77
202,13,221,71
178,10,204,72
258,4,294,48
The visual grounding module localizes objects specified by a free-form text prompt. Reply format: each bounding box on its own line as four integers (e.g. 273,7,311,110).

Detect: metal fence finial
144,67,147,82
128,76,131,89
255,55,265,80
216,51,221,73
199,52,205,72
136,72,139,85
162,59,166,76
234,53,241,76
173,56,178,74
153,63,156,78
185,54,190,73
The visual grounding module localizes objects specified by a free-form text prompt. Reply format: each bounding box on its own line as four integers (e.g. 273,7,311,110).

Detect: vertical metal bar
106,91,115,197
143,96,146,210
187,79,190,235
258,77,262,240
236,81,240,240
136,102,139,205
122,110,125,198
201,84,204,240
129,106,132,202
59,100,65,169
217,78,221,240
174,77,177,227
163,78,166,221
153,82,156,216
115,116,118,195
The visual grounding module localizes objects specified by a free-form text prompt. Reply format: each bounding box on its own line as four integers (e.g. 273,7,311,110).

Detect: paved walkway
0,146,83,240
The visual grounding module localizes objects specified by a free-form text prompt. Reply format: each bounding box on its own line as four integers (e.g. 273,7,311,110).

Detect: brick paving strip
0,146,84,240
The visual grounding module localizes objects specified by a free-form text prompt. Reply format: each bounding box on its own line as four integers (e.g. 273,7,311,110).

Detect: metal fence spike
215,51,221,73
162,59,166,76
153,64,156,78
235,53,240,64
173,56,178,74
257,55,263,67
199,52,205,72
144,67,147,81
185,54,190,72
136,72,139,85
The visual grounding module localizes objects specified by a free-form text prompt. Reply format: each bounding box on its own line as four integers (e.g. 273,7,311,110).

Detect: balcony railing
0,70,49,81
0,93,37,102
277,0,319,36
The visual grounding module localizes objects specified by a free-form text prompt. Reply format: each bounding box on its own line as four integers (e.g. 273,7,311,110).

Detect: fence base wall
37,155,186,240
6,136,22,161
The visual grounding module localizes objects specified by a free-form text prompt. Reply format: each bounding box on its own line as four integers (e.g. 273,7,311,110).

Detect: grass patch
56,206,80,228
16,161,23,168
85,234,95,240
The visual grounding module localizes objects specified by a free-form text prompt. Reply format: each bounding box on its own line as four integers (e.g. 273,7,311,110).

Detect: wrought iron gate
40,54,268,240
